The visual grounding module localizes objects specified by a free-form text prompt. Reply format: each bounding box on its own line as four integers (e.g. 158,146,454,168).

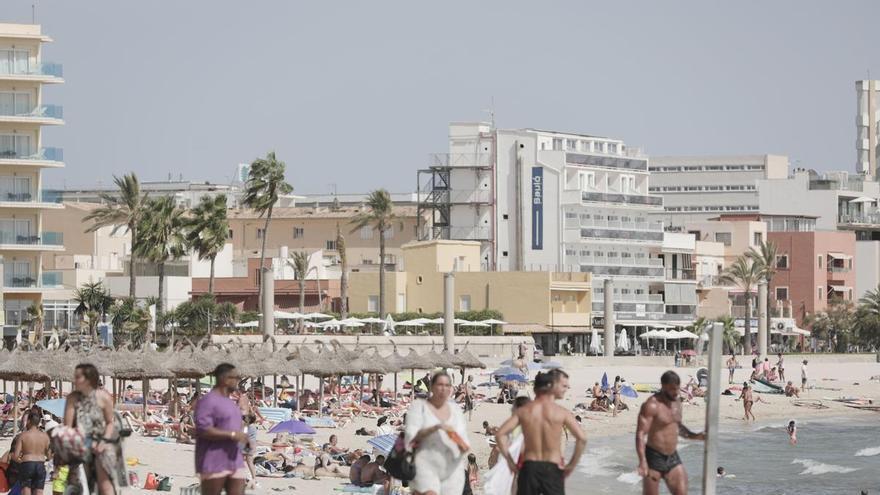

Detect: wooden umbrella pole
12,380,19,435
318,374,324,418
142,378,148,420
273,375,277,407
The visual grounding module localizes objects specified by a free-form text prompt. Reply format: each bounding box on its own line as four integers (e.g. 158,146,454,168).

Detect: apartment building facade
417,123,692,330
0,23,66,335
650,155,789,228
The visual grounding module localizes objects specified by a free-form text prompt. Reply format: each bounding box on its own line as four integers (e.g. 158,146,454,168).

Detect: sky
4,1,879,194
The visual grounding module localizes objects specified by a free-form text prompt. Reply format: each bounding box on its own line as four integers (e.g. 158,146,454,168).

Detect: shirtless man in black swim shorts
496,369,586,495
636,371,705,495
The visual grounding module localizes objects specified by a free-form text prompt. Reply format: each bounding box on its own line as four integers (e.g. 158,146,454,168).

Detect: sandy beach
3,354,877,494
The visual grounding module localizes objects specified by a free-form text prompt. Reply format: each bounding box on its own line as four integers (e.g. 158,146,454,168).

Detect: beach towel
304,417,337,428
482,434,524,495
258,407,292,423
335,485,373,493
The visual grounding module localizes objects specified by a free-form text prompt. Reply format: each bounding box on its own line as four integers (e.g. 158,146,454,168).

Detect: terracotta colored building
768,230,856,327
191,258,341,312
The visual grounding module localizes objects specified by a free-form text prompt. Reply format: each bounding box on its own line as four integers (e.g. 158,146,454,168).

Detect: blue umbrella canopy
497,374,528,383
491,366,524,377
601,372,609,390
36,398,66,419
268,420,316,435
367,433,399,455
620,385,638,399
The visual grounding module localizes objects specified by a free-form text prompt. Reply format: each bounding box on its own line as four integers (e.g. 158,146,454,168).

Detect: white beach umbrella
304,312,333,320
460,321,490,328
338,318,365,327
479,319,507,325
617,328,630,351
318,319,340,327
396,319,425,326
677,330,700,340
426,318,445,324
359,317,386,324
234,321,259,328
590,328,601,354
273,310,306,320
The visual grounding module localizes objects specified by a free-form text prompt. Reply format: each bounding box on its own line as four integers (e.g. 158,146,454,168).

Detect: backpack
49,426,87,464
382,433,415,482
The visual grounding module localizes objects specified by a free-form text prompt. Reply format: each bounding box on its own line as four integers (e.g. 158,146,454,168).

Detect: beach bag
143,473,158,490
157,476,172,492
0,462,9,492
383,433,415,482
50,426,87,464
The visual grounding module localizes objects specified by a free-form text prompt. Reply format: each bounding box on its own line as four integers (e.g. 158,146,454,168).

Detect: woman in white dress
404,371,470,495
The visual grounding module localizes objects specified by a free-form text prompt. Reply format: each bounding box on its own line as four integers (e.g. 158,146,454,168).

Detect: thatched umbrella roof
0,351,51,382
396,348,433,370
269,348,302,377
166,350,208,379
451,348,486,369
44,350,78,381
299,349,349,377
111,348,174,380
423,349,455,369
372,347,401,374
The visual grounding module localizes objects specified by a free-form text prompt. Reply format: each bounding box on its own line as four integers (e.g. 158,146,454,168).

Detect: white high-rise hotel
0,23,65,331
419,123,695,326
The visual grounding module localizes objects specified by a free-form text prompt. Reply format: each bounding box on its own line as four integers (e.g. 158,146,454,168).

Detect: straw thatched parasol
111,348,174,419
0,350,51,435
166,350,208,379
452,348,486,370
423,348,455,369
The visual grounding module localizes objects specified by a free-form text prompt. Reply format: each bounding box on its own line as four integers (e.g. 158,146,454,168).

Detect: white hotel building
418,122,696,334
0,23,66,335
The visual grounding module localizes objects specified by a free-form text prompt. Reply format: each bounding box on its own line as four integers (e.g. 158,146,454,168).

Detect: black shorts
17,461,46,489
517,461,564,495
645,445,682,475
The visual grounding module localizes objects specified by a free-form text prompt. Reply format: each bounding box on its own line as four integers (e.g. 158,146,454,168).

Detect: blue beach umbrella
268,420,316,435
620,385,638,399
36,399,67,419
601,372,609,391
367,434,398,455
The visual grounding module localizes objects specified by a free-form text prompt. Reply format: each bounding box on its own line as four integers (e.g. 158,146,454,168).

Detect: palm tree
351,189,396,316
242,152,294,309
337,223,348,318
858,285,880,315
689,316,710,352
186,194,229,295
135,196,188,341
24,304,44,346
747,240,779,349
73,281,114,342
720,255,761,356
83,174,149,298
289,251,310,315
714,316,740,355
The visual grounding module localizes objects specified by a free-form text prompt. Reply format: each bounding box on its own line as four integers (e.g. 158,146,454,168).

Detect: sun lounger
305,417,337,428
258,407,292,423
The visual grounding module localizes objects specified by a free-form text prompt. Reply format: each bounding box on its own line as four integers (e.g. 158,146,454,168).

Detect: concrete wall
42,203,130,271
855,240,880,299
105,275,192,310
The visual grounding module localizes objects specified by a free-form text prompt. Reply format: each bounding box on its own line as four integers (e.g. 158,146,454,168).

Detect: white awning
848,196,877,203
827,252,852,259
827,282,849,289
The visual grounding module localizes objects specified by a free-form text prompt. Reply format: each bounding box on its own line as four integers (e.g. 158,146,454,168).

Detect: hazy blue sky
4,1,879,194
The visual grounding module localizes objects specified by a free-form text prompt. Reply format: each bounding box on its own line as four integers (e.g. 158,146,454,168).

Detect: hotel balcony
565,152,648,172
0,231,63,251
0,191,64,209
0,62,64,83
0,147,64,167
3,270,64,291
0,104,64,125
580,264,664,278
665,268,696,281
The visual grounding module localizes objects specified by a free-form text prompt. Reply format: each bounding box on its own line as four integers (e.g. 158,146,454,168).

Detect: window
565,139,577,150
714,232,732,247
367,296,379,313
608,143,618,154
359,226,373,240
753,232,763,246
362,259,374,265
0,92,32,116
459,295,471,312
293,227,304,239
775,287,789,301
552,138,563,151
228,229,233,239
775,254,789,270
577,171,595,191
383,226,394,239
256,228,264,239
0,49,30,75
817,255,823,269
580,140,590,151
619,175,636,193
817,287,823,300
593,142,604,153
0,134,32,158
502,251,508,257
325,240,337,250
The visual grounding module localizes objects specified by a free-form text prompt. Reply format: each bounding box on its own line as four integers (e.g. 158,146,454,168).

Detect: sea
570,417,880,494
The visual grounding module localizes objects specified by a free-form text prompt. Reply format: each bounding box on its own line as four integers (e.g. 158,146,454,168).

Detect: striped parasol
367,433,399,455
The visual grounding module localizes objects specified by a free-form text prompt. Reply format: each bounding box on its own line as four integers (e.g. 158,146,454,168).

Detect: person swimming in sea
786,420,797,445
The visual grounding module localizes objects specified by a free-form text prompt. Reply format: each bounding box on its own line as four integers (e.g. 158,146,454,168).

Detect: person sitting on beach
482,421,498,436
369,389,392,408
589,397,609,412
767,367,779,382
327,434,348,455
345,449,365,466
314,449,348,479
358,455,388,487
784,381,800,398
591,382,604,399
348,454,370,485
786,420,797,445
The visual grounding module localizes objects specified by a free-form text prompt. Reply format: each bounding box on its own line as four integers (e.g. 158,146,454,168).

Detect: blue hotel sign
531,167,543,250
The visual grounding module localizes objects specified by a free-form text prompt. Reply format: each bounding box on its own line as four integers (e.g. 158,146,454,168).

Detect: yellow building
0,23,65,331
349,240,592,354
227,205,419,272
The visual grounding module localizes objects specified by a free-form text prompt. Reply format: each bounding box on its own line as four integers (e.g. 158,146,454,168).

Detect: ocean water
571,418,880,494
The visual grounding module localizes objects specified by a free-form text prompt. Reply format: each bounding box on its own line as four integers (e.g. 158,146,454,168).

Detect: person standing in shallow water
635,370,705,495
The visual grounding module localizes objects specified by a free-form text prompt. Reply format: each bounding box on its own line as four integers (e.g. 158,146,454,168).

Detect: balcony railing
565,152,648,172
665,268,696,280
581,191,663,206
579,256,663,267
580,227,663,241
0,105,63,120
0,62,63,78
429,153,491,168
581,264,664,277
0,191,62,204
0,148,63,162
838,213,880,225
5,275,38,288
592,302,666,313
42,271,63,287
828,265,850,273
0,231,63,246
573,218,664,232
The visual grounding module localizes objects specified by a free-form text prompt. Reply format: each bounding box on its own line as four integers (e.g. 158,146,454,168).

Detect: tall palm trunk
257,205,273,311
208,255,216,295
340,256,349,318
299,280,306,315
744,295,752,356
129,224,137,298
152,261,165,345
378,226,386,316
